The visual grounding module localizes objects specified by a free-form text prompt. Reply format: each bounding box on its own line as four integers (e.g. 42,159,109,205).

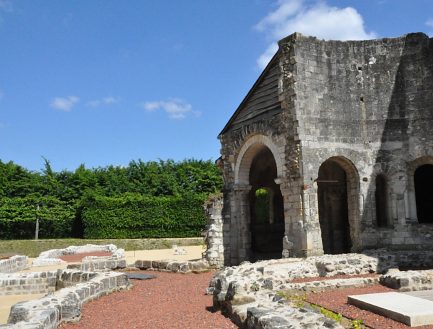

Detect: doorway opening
317,159,352,254
415,164,433,223
248,146,284,260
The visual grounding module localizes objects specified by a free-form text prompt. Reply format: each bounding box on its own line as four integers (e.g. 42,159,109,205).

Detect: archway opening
415,164,433,223
317,159,351,254
249,146,284,260
375,174,389,227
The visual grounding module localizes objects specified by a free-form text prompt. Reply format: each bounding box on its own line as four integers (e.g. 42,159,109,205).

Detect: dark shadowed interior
248,146,284,260
415,164,433,224
317,160,351,254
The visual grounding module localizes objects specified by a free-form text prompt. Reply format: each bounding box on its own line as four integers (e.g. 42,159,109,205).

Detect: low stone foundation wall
0,271,57,296
32,244,124,267
134,258,210,273
363,249,433,272
0,267,124,296
282,277,379,294
209,253,387,328
67,258,127,272
310,253,378,277
56,269,99,289
380,269,433,291
0,256,29,273
0,270,129,329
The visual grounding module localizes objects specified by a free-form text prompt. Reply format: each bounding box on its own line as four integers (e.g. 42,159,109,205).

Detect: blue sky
0,0,432,171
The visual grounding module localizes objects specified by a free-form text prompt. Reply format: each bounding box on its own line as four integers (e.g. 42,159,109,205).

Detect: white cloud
255,0,377,68
255,0,303,32
86,96,120,107
143,98,200,120
257,43,279,72
427,18,433,37
50,96,80,112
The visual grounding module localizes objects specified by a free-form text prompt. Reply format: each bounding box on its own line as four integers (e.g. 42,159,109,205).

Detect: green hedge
0,197,76,239
81,194,207,239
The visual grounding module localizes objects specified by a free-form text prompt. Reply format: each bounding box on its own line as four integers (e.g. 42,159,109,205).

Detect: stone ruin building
217,32,433,266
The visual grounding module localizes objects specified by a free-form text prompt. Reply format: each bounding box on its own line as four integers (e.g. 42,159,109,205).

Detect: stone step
348,292,433,327
403,289,433,302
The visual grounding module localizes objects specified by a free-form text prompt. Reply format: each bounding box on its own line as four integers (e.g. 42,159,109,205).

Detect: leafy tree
0,158,223,239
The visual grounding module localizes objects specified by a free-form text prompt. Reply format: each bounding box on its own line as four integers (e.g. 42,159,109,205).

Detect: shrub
81,193,207,238
0,196,76,239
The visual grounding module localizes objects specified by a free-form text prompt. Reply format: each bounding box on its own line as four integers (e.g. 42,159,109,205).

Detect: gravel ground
60,271,237,329
306,284,433,329
58,252,112,263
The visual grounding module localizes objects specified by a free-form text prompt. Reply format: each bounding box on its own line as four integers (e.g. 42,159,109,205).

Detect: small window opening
415,164,433,223
375,174,388,227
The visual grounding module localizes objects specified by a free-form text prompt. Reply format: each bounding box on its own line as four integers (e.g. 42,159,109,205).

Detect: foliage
0,158,222,239
250,281,260,292
0,196,76,239
276,291,307,308
0,158,222,201
81,193,208,239
254,188,270,223
351,319,363,329
276,290,364,327
319,308,343,323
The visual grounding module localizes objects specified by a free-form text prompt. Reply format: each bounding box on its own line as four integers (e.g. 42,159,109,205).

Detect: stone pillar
397,194,406,226
203,195,224,268
392,173,407,226
280,179,313,257
391,193,398,223
233,184,252,263
407,188,418,222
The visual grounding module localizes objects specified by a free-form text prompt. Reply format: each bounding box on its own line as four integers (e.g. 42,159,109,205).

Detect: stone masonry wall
218,89,306,263
219,32,433,264
0,271,57,296
0,256,29,273
279,32,433,253
218,114,294,265
203,194,224,268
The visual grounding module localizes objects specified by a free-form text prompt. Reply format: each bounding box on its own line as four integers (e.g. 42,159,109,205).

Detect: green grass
0,237,204,257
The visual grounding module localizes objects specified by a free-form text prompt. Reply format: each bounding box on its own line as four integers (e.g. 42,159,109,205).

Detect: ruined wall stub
219,32,433,266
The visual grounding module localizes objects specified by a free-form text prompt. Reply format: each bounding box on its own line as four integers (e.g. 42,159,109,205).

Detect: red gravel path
60,271,237,329
58,252,112,263
307,285,433,329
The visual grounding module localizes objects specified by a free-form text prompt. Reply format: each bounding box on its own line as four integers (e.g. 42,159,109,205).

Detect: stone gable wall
219,32,433,265
280,32,433,254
